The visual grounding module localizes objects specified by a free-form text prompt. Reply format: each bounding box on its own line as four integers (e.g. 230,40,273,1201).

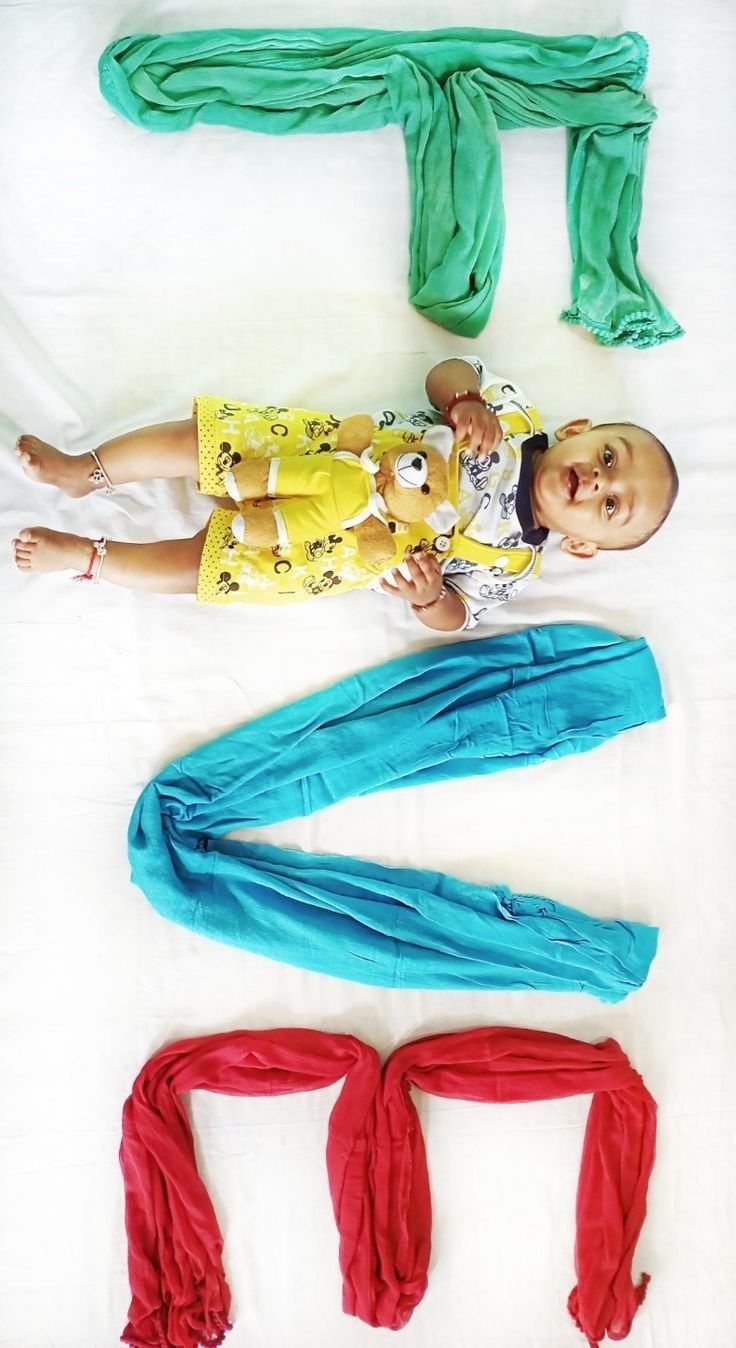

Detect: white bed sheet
1,1,735,1344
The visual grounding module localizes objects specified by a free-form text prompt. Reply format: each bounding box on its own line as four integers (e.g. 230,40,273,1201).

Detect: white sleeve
444,564,530,630
456,358,542,422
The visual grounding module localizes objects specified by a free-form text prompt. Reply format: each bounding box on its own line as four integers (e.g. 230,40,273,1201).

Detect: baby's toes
12,545,32,568
17,527,41,544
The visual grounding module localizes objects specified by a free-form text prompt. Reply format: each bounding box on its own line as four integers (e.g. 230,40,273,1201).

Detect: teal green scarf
99,26,681,346
129,624,662,999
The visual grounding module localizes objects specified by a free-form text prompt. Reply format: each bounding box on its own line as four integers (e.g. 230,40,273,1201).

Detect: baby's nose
577,464,600,493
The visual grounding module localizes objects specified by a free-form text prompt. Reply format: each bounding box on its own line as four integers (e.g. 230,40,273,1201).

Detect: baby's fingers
407,549,439,581
380,571,412,599
451,406,475,445
477,418,503,458
487,415,503,452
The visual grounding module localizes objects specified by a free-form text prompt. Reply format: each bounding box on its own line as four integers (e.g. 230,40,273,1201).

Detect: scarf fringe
560,305,684,349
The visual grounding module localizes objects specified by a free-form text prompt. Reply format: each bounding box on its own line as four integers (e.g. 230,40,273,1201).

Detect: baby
12,357,678,632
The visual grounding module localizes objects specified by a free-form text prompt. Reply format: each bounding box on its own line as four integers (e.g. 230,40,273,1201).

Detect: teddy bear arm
353,516,398,566
336,414,375,452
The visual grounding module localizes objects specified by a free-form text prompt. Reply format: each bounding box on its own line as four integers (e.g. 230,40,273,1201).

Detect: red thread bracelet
444,389,486,426
72,537,107,584
72,543,98,582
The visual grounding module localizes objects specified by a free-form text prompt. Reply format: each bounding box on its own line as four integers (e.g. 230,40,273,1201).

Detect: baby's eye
605,496,617,518
602,446,615,468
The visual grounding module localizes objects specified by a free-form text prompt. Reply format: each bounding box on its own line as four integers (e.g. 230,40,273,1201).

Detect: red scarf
120,1027,656,1348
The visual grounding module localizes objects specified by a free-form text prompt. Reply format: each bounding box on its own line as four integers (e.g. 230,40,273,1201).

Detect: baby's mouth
565,467,579,501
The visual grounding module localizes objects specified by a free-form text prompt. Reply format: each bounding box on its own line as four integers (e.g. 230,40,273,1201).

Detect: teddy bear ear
421,425,455,461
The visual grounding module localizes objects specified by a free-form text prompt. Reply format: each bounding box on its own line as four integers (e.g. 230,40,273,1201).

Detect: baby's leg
16,419,199,497
11,525,206,594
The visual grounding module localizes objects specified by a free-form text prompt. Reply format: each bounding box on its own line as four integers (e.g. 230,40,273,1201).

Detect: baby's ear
554,417,593,441
560,537,598,560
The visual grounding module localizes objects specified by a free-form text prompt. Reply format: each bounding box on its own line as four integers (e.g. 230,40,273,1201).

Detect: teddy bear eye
421,483,430,494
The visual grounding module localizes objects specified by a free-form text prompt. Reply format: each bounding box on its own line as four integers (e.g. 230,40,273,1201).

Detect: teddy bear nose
394,451,429,488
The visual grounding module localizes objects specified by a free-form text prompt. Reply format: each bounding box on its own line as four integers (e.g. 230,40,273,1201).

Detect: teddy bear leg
223,460,272,502
231,503,281,547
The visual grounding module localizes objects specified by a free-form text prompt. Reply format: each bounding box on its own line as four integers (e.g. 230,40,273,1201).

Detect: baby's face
531,422,671,550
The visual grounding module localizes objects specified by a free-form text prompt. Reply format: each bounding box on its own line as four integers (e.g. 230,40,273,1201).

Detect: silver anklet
89,449,114,493
72,536,108,584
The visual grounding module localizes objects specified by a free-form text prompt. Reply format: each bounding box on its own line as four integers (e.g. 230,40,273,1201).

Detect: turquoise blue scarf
100,26,682,346
129,625,663,1000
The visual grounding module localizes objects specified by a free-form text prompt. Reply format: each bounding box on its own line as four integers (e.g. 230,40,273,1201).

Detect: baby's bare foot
16,435,100,498
12,527,91,575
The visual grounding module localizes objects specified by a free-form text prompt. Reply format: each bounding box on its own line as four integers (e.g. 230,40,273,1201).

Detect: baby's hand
449,399,503,458
380,550,444,606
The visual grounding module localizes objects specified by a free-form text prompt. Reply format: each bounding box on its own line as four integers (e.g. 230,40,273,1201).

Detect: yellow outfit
195,391,543,606
229,450,389,549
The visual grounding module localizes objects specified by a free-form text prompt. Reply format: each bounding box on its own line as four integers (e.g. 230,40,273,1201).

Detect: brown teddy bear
224,414,457,567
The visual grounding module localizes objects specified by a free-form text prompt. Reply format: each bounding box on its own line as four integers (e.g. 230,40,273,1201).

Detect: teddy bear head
335,417,459,564
335,414,455,524
377,444,446,521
